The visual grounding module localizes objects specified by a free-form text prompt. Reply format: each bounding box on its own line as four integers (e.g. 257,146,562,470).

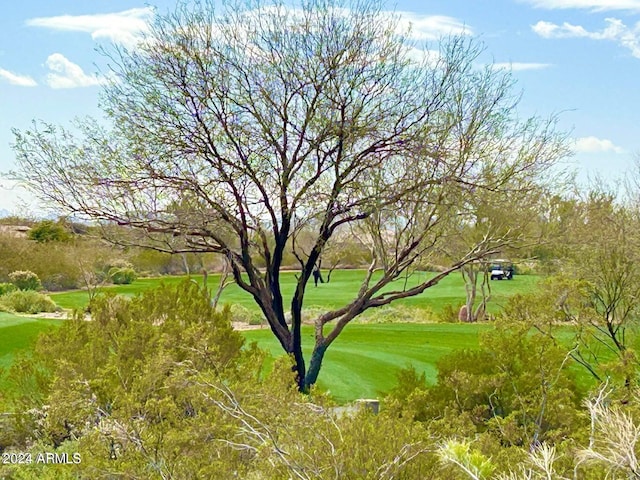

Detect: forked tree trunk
461,265,491,322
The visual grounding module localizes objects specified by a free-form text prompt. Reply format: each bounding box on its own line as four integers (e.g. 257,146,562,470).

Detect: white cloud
532,20,589,38
44,53,110,89
532,18,640,57
0,68,37,87
395,12,472,40
493,62,552,71
26,7,153,48
573,136,626,153
25,7,468,50
522,0,640,11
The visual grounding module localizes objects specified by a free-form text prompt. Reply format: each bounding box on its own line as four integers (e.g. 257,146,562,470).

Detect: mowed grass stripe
242,323,491,402
0,313,489,402
0,314,600,403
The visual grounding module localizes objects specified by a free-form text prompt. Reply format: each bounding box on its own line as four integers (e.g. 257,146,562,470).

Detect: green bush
108,267,137,285
230,304,264,325
0,280,441,479
8,270,42,291
128,249,189,275
360,305,433,323
438,303,461,323
27,220,71,243
0,283,16,296
0,290,57,314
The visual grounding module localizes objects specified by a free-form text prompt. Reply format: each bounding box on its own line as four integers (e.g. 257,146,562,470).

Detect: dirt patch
232,322,266,331
20,311,70,320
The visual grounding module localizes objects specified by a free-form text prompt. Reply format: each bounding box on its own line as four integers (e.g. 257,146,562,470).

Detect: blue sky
1,0,639,214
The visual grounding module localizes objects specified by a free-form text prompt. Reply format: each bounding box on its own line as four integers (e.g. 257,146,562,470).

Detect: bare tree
12,0,568,391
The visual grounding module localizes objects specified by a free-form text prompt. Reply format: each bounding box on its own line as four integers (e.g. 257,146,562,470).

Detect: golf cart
489,259,514,280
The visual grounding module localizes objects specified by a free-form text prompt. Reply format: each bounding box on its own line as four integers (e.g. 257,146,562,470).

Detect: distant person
313,267,324,287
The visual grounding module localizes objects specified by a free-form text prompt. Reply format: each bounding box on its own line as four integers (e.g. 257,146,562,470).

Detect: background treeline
0,184,636,303
0,217,374,292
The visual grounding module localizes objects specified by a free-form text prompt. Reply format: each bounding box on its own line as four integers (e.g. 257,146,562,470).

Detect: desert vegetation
3,0,640,477
2,278,640,478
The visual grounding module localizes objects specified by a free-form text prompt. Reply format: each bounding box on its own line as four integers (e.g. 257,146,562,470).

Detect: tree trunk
265,305,307,392
290,281,308,392
181,253,190,275
293,346,307,392
474,269,491,321
304,342,328,391
462,266,477,322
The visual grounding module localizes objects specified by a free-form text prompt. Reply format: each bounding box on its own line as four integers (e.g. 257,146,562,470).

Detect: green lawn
0,306,493,402
0,311,600,404
243,321,601,402
243,322,493,403
0,312,63,370
50,275,195,310
4,272,542,403
50,270,539,316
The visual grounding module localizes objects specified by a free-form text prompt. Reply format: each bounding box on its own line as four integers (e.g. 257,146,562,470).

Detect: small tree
459,261,491,322
12,0,568,391
552,190,640,389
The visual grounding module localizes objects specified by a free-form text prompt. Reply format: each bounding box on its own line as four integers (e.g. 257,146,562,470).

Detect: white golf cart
489,259,514,280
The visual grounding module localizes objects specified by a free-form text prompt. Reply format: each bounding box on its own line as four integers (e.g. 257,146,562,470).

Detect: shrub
108,267,137,285
0,290,57,314
438,303,460,323
0,283,16,296
230,304,264,325
358,305,433,323
41,272,79,292
8,270,42,291
426,321,583,448
106,258,133,270
0,280,440,479
103,259,137,285
27,220,71,243
0,237,101,291
128,249,182,275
